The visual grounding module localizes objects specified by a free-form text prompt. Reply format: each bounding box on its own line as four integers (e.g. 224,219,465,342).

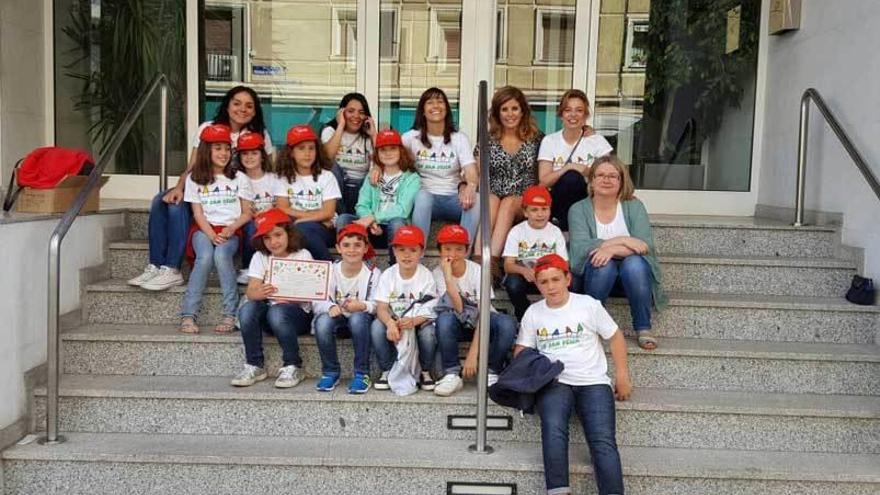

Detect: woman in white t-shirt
321,93,377,215
403,87,480,243
274,125,342,261
537,89,613,231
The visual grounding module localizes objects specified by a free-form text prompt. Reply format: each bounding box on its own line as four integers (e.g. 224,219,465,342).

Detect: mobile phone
363,120,371,131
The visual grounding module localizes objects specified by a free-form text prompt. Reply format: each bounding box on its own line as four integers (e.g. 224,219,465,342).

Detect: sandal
179,317,200,334
214,315,236,334
637,330,658,350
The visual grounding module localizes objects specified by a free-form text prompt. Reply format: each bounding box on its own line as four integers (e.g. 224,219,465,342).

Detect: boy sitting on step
311,224,382,394
432,224,518,397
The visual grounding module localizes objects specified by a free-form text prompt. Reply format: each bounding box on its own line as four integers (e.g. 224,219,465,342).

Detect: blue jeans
536,381,624,495
411,189,480,246
331,164,364,216
336,214,407,264
180,230,239,318
295,221,334,261
370,319,437,372
313,312,374,376
148,189,192,269
503,273,540,320
239,300,312,368
582,255,653,331
553,170,587,232
435,311,518,375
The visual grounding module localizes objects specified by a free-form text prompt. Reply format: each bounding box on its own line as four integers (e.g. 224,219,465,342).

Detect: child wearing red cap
231,208,314,389
311,224,382,394
370,225,439,393
514,253,631,495
336,129,421,266
274,124,341,261
179,124,255,335
502,185,569,320
237,131,279,284
431,225,518,396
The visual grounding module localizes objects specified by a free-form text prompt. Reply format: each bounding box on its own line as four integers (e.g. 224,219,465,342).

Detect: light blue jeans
371,319,437,372
411,189,480,244
180,230,239,319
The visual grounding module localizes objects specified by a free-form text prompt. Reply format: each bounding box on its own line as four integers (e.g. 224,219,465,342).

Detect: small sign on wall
726,5,741,54
770,0,801,34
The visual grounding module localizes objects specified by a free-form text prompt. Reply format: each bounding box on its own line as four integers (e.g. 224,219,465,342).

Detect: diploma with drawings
267,258,331,302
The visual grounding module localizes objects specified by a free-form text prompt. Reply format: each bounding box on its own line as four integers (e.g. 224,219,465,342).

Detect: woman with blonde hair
568,155,667,350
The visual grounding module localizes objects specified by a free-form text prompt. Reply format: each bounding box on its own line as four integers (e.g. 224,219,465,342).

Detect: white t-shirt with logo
517,293,619,386
246,172,278,214
192,120,275,156
538,131,613,172
321,127,373,181
432,259,496,313
272,170,342,212
247,249,314,311
502,221,569,268
184,171,254,226
374,264,438,320
402,129,476,195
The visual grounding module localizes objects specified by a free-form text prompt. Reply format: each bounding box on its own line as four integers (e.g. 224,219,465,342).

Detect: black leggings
551,170,588,232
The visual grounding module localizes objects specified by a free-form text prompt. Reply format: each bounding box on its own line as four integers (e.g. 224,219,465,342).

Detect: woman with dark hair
404,87,480,243
128,85,274,291
322,92,377,214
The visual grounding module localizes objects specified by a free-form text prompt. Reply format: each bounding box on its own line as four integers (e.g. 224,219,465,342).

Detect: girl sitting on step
236,132,278,284
179,124,254,335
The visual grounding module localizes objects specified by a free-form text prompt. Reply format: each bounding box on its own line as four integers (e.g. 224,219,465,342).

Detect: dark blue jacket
489,347,564,414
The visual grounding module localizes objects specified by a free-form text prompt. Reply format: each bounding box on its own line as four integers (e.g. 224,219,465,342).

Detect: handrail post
794,91,810,227
159,82,169,192
468,80,493,455
40,235,65,445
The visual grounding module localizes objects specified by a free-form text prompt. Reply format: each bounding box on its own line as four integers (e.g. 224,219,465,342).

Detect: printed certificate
267,258,331,302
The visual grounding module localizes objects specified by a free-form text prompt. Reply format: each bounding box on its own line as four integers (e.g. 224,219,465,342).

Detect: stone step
61,324,880,395
32,375,880,454
83,278,879,344
4,433,878,494
126,210,840,258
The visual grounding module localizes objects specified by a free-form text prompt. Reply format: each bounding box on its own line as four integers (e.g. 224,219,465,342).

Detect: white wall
758,0,880,278
0,213,124,431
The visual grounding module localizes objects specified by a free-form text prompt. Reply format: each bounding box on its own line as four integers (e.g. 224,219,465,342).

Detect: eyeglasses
594,173,620,181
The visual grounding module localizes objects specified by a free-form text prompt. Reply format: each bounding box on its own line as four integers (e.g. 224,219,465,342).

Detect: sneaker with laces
230,364,267,387
127,264,160,286
275,365,302,388
348,373,372,394
141,266,184,291
236,269,250,285
315,374,340,392
487,372,500,388
374,371,390,390
419,371,436,391
433,373,463,397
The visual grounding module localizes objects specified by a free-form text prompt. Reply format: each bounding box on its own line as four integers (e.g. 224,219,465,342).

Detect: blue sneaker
315,374,340,392
348,373,372,394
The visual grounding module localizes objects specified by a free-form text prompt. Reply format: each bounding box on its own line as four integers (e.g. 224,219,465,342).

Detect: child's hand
211,232,225,246
386,322,401,342
329,305,343,318
462,348,478,379
343,299,367,312
369,223,383,236
397,317,415,331
256,283,278,301
440,256,454,278
614,373,632,401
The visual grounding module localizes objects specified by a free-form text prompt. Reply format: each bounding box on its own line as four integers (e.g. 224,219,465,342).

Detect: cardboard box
15,175,109,214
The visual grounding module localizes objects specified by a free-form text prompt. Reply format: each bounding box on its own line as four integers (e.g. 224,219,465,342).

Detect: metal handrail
41,73,169,445
795,88,880,226
468,80,493,454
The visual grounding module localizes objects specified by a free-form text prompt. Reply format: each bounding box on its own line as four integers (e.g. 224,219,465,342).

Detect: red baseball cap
336,223,376,260
375,129,402,149
200,124,232,144
523,185,552,207
534,253,569,275
236,132,265,152
286,125,318,147
390,225,425,249
251,208,291,239
436,224,469,246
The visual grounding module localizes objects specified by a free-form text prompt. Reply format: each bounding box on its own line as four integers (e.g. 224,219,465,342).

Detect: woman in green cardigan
568,155,667,350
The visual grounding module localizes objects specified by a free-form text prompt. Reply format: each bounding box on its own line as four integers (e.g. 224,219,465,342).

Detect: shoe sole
275,379,303,389
141,280,184,291
315,380,340,392
230,373,268,387
348,383,372,394
420,384,436,391
373,383,390,390
434,384,463,397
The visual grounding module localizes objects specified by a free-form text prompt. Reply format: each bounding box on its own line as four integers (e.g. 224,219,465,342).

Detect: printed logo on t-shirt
518,240,558,267
287,186,324,211
337,145,370,175
389,289,426,317
536,323,586,352
252,191,274,213
416,148,457,172
334,287,360,303
553,152,598,171
197,183,240,207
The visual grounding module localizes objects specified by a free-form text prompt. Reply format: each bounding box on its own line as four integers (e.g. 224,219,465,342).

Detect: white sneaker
487,372,499,387
433,373,463,397
141,266,184,291
230,364,267,387
236,269,250,285
127,264,160,286
275,365,303,388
